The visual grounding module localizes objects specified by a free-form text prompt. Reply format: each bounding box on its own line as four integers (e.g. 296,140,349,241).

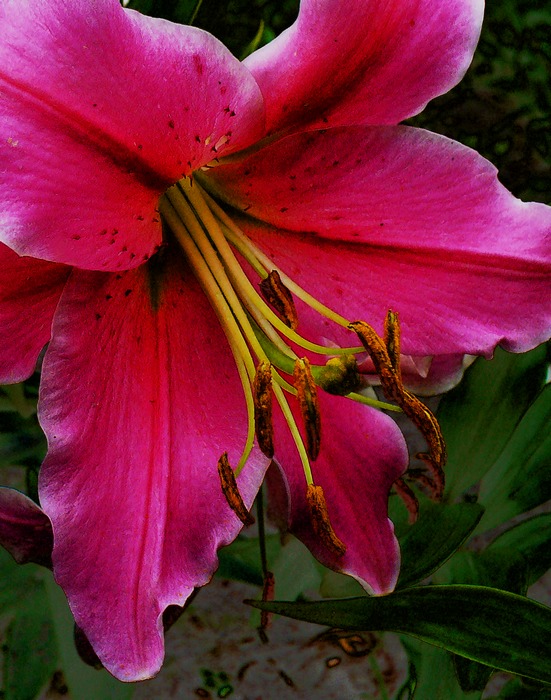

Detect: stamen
253,361,275,458
217,452,255,526
384,309,401,382
306,484,346,557
294,358,322,461
350,314,446,499
393,478,419,524
196,185,366,337
259,270,299,330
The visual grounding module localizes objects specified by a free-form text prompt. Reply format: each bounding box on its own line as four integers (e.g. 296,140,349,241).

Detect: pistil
159,176,448,547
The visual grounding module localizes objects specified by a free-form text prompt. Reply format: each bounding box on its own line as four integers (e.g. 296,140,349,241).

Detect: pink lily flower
0,0,550,681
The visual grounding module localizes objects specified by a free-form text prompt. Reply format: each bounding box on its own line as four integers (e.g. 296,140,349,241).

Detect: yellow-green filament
162,177,408,504
198,185,364,338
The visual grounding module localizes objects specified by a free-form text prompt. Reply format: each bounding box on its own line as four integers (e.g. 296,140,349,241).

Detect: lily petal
0,243,69,383
38,251,268,680
0,0,265,270
272,394,407,595
0,487,53,567
245,0,482,134
360,354,473,396
206,126,551,355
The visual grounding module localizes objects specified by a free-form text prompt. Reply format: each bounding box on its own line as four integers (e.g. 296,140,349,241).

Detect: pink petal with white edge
244,0,482,134
206,125,551,356
0,488,53,567
0,0,264,271
271,394,408,595
0,243,69,383
38,250,269,681
360,354,473,396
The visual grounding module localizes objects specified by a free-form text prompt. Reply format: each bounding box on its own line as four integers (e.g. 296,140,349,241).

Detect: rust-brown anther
306,484,346,557
349,312,446,500
294,357,321,461
259,270,299,330
393,477,419,524
217,452,255,526
384,309,401,382
253,361,275,458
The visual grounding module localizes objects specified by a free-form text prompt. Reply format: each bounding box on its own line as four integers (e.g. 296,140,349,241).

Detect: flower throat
158,177,446,549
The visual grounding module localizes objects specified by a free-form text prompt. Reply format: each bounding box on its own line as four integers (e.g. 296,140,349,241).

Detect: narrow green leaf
438,346,548,499
247,585,551,684
477,385,551,531
397,502,484,589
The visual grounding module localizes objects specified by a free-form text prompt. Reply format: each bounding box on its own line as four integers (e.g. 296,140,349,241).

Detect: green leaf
453,653,493,695
247,585,551,684
399,637,482,700
397,502,484,589
488,514,551,587
477,385,551,531
271,536,322,601
494,677,551,700
438,346,548,499
4,597,57,700
217,534,281,586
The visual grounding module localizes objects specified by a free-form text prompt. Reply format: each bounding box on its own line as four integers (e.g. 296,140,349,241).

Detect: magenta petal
0,0,264,270
0,488,53,567
245,0,482,133
208,126,551,355
38,252,268,680
273,394,407,595
360,354,472,396
0,243,69,383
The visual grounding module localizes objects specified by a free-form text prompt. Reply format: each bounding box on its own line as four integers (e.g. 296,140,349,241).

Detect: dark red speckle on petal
72,235,81,240
168,119,175,129
193,54,203,75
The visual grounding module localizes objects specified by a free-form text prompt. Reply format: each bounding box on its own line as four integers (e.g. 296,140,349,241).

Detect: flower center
158,178,446,545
